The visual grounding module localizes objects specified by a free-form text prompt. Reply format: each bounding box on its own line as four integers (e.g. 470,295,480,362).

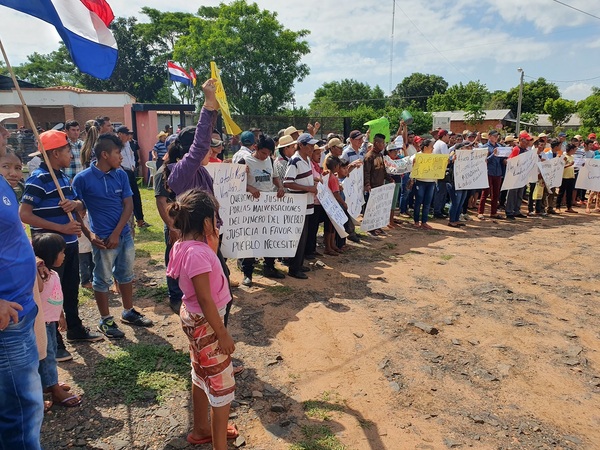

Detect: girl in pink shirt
166,188,238,449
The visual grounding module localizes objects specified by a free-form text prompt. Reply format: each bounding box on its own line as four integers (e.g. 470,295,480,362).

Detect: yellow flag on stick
210,61,242,135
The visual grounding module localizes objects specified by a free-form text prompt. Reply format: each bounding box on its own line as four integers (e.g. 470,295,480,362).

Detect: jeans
92,232,135,292
54,242,82,331
124,168,144,221
447,184,468,223
433,179,448,215
506,187,525,216
414,181,435,224
478,175,502,216
164,227,183,306
38,322,58,389
399,174,412,213
79,251,94,286
0,306,43,450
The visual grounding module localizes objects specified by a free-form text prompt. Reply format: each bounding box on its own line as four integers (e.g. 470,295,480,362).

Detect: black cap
116,125,133,134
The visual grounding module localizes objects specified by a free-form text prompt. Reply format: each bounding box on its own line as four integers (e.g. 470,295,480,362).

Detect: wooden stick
0,37,74,222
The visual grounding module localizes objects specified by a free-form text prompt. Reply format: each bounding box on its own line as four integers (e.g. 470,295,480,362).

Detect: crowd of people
1,77,598,449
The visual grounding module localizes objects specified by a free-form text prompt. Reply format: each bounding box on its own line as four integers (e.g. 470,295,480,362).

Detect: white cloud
562,83,593,101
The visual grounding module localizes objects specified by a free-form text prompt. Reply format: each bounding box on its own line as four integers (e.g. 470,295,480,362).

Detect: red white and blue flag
0,0,118,80
189,67,197,87
167,61,192,86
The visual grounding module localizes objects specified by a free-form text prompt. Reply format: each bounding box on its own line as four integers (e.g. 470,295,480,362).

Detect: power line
551,0,600,21
524,74,600,84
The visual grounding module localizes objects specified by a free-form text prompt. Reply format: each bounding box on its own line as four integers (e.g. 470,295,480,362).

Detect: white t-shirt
120,142,136,171
232,146,252,164
242,154,276,192
432,140,449,155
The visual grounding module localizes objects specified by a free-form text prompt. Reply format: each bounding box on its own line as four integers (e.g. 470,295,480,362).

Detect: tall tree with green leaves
544,98,576,130
390,73,448,109
505,77,560,115
577,88,600,129
10,46,79,87
174,0,310,115
310,79,385,111
427,81,490,113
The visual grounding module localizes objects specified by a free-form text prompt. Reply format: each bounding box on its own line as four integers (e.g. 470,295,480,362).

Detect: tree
390,73,448,109
310,79,385,111
174,0,310,115
11,46,79,87
78,17,172,103
577,88,600,129
427,81,490,112
544,98,576,130
464,106,487,126
505,77,560,115
520,112,539,127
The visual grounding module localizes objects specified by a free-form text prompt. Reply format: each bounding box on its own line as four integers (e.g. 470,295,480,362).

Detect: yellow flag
210,61,242,135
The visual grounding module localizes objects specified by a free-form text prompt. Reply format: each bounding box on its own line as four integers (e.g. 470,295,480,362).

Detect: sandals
187,424,239,445
55,394,82,407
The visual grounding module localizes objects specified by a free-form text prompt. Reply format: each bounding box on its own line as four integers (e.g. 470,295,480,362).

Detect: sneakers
121,309,153,327
263,266,285,279
242,276,253,287
55,347,73,362
66,326,103,342
98,317,125,339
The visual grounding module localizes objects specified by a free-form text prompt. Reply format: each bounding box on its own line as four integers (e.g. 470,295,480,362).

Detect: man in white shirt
232,131,255,164
116,126,148,228
432,129,450,217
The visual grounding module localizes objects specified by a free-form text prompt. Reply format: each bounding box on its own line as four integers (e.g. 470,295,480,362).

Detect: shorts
92,232,135,292
180,303,235,407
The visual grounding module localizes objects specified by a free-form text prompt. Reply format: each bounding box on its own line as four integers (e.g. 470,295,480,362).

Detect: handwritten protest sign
360,183,395,232
538,157,565,189
410,153,449,180
390,157,413,175
500,150,538,191
210,61,242,135
575,159,600,191
206,163,247,234
573,156,586,170
364,117,390,143
495,147,513,158
454,149,489,190
341,168,364,219
317,175,348,238
220,192,307,259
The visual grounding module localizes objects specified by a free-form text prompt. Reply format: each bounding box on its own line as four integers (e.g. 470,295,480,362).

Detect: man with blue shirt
0,113,44,450
21,130,102,363
477,130,505,219
73,134,153,338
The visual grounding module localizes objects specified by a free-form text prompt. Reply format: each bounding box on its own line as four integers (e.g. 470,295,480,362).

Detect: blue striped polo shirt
22,163,79,245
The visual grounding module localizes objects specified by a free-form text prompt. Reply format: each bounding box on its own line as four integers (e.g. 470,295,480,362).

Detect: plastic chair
145,161,157,189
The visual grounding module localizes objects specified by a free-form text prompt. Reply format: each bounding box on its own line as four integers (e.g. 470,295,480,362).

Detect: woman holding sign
410,139,436,230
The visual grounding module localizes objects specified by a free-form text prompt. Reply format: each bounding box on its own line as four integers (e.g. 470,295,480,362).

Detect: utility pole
515,68,524,135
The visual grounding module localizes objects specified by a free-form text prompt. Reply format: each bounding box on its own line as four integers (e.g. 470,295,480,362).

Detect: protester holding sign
556,144,578,213
322,157,346,255
411,139,437,230
447,143,471,228
283,133,319,279
478,130,505,219
505,134,531,220
363,133,394,235
237,135,286,286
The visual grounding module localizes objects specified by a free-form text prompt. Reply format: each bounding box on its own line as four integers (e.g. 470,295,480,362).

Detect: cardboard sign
495,147,513,158
206,163,247,234
360,183,395,231
453,149,489,190
220,192,307,258
410,153,449,180
501,150,538,191
575,159,600,191
537,158,565,189
341,168,365,219
317,174,348,238
390,157,413,175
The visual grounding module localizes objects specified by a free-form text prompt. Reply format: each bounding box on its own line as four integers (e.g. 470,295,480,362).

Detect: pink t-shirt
166,240,231,315
40,270,63,322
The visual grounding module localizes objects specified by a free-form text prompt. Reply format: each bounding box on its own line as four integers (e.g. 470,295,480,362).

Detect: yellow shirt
563,154,575,179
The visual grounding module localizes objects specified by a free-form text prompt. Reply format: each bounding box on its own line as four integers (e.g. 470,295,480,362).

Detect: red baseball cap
588,133,596,139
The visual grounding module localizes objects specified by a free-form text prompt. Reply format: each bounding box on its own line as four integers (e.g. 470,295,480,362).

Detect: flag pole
167,60,173,128
0,36,74,222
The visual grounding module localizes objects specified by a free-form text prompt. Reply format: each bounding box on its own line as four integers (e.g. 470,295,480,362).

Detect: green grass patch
134,190,166,259
265,285,295,296
137,283,168,301
89,343,190,403
290,425,346,450
440,254,454,261
303,391,345,421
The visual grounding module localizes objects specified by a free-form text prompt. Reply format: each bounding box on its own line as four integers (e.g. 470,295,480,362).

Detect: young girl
557,144,577,213
166,189,238,449
32,233,83,409
0,148,24,200
322,156,346,255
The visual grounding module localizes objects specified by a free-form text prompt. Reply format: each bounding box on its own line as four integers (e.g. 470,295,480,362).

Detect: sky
1,0,600,108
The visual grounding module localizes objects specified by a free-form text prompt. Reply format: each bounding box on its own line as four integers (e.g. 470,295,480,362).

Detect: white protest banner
538,158,565,189
501,150,538,191
575,159,600,191
453,149,489,190
360,183,395,232
390,157,413,175
341,168,364,219
495,147,513,158
317,174,348,238
221,192,307,259
206,163,247,234
574,156,586,170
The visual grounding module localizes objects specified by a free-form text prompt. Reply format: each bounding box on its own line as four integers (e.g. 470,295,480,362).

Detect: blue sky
2,0,599,107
